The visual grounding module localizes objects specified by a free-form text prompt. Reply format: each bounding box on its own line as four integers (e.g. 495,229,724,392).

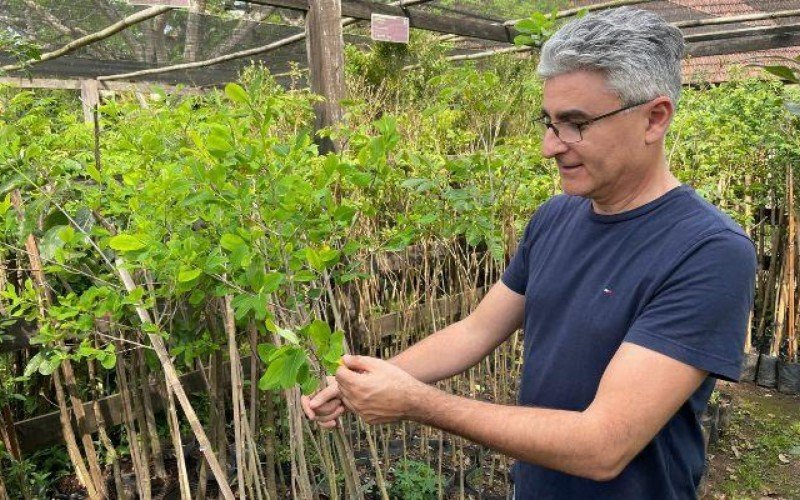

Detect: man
302,7,756,499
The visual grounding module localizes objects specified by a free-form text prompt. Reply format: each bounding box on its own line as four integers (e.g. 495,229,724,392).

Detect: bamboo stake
129,352,154,500
1,6,174,72
789,166,798,362
223,295,246,497
772,220,790,357
9,190,102,499
116,341,152,499
757,217,784,342
262,383,279,499
88,353,128,500
166,381,192,499
116,264,235,499
136,347,167,479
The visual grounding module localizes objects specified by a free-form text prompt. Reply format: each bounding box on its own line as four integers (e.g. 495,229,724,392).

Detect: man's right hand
301,376,347,429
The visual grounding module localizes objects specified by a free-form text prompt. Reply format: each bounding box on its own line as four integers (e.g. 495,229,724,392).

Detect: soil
702,381,800,500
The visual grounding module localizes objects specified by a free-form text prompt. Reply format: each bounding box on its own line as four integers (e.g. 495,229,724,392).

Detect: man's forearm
388,317,504,384
406,384,621,481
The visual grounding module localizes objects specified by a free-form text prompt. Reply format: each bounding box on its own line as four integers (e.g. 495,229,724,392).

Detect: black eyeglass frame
536,99,653,144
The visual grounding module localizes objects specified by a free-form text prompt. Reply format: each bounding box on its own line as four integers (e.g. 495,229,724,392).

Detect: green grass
718,399,800,498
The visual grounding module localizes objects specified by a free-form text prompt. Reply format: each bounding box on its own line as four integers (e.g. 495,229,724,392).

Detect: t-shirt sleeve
623,231,756,382
501,214,537,295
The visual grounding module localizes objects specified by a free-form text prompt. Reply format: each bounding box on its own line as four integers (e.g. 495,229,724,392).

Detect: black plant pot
740,352,759,382
777,360,800,395
717,393,733,436
756,354,779,388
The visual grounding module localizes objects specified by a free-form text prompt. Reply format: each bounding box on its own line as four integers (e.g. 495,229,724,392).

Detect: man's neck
591,161,680,216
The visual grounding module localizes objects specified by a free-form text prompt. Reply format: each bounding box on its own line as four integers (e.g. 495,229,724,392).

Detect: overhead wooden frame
243,0,521,43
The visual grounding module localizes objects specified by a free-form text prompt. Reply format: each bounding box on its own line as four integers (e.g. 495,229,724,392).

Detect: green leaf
257,343,276,364
294,270,316,282
333,205,357,225
100,352,117,370
24,352,43,377
277,327,300,345
39,356,62,376
300,376,319,395
262,272,285,293
764,65,799,83
109,234,147,252
258,356,287,390
0,194,11,217
207,135,232,155
306,247,324,271
178,267,202,283
308,320,331,352
514,19,539,33
225,83,250,105
221,233,246,251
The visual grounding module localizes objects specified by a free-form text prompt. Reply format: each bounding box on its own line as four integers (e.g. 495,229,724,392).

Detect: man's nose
541,127,570,158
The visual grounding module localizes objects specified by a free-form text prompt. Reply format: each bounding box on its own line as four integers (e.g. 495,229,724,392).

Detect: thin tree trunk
137,347,167,478
0,407,21,462
223,295,246,497
166,380,192,500
116,341,152,499
53,368,101,498
60,358,107,497
262,384,279,499
9,190,101,499
129,350,154,500
788,166,798,362
88,354,127,500
757,218,784,342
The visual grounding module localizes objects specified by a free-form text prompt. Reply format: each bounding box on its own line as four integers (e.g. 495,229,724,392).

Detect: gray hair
537,7,685,106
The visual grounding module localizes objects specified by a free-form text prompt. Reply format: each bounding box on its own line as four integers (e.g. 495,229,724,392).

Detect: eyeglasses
535,100,652,144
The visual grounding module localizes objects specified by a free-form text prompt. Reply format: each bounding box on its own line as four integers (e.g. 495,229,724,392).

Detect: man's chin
559,179,593,198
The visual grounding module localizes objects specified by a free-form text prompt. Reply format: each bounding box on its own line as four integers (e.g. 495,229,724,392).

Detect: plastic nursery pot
716,394,733,436
777,360,800,395
700,408,717,451
740,352,759,382
756,354,779,388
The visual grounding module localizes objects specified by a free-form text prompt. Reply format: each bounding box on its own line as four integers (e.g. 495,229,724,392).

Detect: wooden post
80,79,99,124
305,0,345,154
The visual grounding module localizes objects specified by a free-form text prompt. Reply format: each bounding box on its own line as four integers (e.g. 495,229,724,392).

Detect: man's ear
644,97,673,145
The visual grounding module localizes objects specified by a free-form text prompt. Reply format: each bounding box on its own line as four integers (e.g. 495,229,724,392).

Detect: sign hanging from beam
371,13,410,43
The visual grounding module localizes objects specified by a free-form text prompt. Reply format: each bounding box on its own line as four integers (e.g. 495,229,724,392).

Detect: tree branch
2,5,174,72
91,0,146,60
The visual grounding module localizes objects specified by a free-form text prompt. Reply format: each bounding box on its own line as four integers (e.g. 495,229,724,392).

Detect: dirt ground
702,381,800,499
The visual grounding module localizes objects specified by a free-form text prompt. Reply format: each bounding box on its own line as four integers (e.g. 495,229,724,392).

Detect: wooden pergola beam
687,31,800,58
244,0,520,43
0,76,203,94
98,0,432,82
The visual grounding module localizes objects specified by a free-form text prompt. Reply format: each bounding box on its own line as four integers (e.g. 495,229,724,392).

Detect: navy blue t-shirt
501,185,756,499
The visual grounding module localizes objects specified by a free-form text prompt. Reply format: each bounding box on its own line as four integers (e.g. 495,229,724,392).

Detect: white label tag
371,13,410,44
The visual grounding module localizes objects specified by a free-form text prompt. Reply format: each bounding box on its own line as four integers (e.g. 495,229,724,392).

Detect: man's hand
300,376,347,429
335,354,429,424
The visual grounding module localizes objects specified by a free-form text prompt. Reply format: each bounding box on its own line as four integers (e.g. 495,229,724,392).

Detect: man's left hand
335,354,428,424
